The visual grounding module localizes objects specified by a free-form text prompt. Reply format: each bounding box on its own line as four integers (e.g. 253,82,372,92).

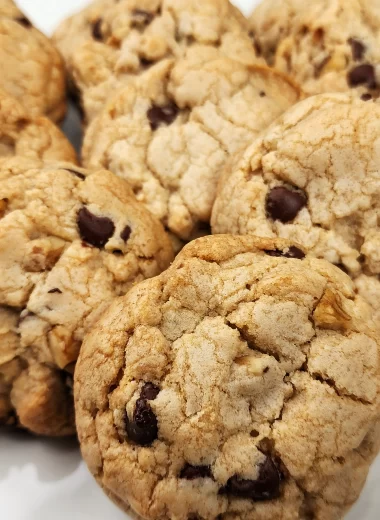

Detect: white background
1,1,379,518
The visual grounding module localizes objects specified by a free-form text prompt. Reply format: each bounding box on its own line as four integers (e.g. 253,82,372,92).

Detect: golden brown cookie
212,93,380,324
0,157,174,435
75,234,380,520
53,0,261,122
0,0,67,121
83,47,300,240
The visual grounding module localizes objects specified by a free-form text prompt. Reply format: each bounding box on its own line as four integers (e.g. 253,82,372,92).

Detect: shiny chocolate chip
265,246,305,259
140,383,160,401
347,64,376,88
125,397,158,446
180,464,212,480
348,38,366,61
266,187,307,223
220,457,281,501
147,103,179,131
120,225,132,242
48,288,62,294
77,207,115,248
92,19,103,41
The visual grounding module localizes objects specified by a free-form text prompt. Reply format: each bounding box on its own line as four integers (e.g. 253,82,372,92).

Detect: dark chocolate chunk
140,383,160,401
264,246,305,259
361,93,372,101
220,457,281,501
92,19,103,41
180,464,212,480
125,397,158,446
347,64,376,88
77,207,115,248
348,38,366,61
266,187,307,223
48,288,62,294
120,225,132,242
147,103,179,131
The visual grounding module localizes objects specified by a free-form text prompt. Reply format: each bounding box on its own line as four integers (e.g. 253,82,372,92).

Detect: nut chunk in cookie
249,0,380,99
53,0,261,122
83,47,300,240
75,234,380,520
0,0,66,121
0,88,77,163
0,157,174,436
212,93,380,324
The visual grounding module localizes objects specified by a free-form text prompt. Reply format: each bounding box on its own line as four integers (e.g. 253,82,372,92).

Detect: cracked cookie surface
249,0,380,99
0,87,77,162
0,157,173,435
0,0,66,121
75,234,380,520
83,47,300,240
212,93,380,324
53,0,262,122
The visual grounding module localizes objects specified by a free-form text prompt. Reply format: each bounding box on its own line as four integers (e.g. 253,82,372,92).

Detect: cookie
0,0,67,121
249,0,380,99
0,157,174,435
75,234,380,520
82,47,300,240
53,0,261,122
212,93,380,323
0,88,77,163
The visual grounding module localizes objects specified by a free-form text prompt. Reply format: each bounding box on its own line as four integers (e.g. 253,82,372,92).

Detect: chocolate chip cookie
0,0,67,121
0,87,77,163
53,0,261,122
83,47,300,240
75,234,380,520
0,157,173,435
249,0,380,99
212,93,380,324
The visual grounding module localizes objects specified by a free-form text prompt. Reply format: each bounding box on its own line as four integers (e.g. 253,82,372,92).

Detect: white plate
1,1,379,518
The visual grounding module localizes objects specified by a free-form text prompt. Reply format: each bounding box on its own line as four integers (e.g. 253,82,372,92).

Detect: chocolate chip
259,91,266,97
361,93,372,101
48,288,62,294
220,457,281,501
347,64,376,88
121,225,132,242
77,207,115,248
132,9,154,26
348,38,366,61
125,397,158,446
92,19,103,41
65,169,85,180
112,249,123,256
180,464,212,480
16,17,32,28
147,103,179,131
264,246,305,259
140,383,160,401
266,187,307,223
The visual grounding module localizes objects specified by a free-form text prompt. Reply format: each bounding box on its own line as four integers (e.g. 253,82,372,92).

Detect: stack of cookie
1,0,380,519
